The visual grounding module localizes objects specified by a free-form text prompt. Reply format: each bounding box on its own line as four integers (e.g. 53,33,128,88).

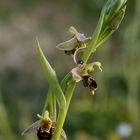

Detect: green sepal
56,26,91,52
56,37,77,51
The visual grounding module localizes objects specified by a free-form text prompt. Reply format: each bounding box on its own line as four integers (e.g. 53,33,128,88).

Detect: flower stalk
52,82,76,140
22,0,127,140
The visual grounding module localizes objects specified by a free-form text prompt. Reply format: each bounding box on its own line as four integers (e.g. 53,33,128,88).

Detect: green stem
82,8,106,63
51,82,76,140
95,27,114,48
51,9,106,138
60,72,72,92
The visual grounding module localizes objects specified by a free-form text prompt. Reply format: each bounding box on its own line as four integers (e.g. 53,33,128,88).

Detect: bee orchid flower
22,110,67,140
56,26,91,63
71,61,102,94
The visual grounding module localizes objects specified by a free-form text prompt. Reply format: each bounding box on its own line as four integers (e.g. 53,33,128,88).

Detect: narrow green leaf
105,0,127,22
42,88,56,119
108,5,126,30
35,38,66,109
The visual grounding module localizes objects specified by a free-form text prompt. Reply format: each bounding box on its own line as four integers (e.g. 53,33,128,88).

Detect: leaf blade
35,38,66,109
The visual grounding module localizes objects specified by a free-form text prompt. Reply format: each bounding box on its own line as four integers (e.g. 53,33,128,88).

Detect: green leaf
101,0,127,32
35,38,66,109
108,4,126,30
104,0,127,22
42,88,56,119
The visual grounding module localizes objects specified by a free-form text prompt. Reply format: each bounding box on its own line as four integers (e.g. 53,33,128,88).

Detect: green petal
88,61,102,72
68,26,77,35
81,61,102,75
84,37,92,44
93,61,102,72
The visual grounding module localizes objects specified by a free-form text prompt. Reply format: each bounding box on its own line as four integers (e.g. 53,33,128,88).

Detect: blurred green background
0,0,139,140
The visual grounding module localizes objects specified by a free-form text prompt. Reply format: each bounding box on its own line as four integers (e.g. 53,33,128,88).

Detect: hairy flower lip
82,75,98,95
82,75,98,90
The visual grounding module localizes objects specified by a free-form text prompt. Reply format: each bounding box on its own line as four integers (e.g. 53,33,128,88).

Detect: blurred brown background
0,0,139,140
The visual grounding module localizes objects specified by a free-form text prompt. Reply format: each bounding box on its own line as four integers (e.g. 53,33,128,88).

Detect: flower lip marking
82,75,98,90
37,127,52,140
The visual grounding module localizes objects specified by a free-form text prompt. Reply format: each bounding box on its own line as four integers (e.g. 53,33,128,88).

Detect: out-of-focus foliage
0,0,139,140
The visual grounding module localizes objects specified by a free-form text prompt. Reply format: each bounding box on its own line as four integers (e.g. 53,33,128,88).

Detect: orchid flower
56,26,91,63
71,60,102,94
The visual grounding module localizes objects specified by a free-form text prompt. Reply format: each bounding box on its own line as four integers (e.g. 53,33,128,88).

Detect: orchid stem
52,82,76,140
